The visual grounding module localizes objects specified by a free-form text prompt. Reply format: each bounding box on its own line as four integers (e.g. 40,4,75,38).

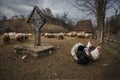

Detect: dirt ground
0,35,120,80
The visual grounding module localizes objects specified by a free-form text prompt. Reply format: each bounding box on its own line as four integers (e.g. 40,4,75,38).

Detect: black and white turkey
71,41,101,64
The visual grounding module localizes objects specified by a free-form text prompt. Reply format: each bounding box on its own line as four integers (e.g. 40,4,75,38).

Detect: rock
14,46,28,54
102,64,108,67
53,73,57,76
14,44,55,59
21,54,29,60
49,50,52,54
31,53,39,57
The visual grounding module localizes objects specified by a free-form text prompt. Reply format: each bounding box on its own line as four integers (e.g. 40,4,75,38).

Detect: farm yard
0,0,120,79
0,34,120,80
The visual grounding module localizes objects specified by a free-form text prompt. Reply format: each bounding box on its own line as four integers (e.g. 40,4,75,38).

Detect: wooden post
35,28,41,46
27,6,46,46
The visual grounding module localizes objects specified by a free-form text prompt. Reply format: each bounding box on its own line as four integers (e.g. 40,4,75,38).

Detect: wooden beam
35,29,41,46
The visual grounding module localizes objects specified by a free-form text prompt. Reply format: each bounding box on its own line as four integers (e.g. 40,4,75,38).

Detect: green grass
104,43,118,56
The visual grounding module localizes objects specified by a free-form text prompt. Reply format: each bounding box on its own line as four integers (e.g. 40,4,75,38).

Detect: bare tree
42,8,53,17
67,0,118,43
61,12,68,23
0,12,2,21
55,13,61,25
105,0,120,44
1,15,7,21
113,0,120,14
20,15,25,19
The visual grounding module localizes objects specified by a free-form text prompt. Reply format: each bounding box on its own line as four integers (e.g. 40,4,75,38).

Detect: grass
0,35,120,80
103,43,119,56
0,19,67,33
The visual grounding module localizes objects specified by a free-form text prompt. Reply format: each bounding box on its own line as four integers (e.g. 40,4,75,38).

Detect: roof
76,19,93,32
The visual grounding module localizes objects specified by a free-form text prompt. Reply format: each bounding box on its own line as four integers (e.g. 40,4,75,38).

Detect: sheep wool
2,33,10,43
15,33,24,41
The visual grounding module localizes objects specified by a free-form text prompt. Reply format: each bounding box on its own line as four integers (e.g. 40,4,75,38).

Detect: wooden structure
27,5,46,46
14,44,55,58
76,19,93,33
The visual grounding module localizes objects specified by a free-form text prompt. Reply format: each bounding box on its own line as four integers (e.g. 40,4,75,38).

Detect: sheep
71,31,77,37
27,33,32,37
44,33,49,37
18,33,31,41
15,33,25,41
2,32,30,43
2,33,10,44
41,33,45,36
84,33,94,38
64,33,67,36
58,33,64,40
66,32,73,37
44,33,56,38
66,32,77,37
48,33,56,38
23,33,29,40
77,32,85,38
8,32,16,40
23,33,33,40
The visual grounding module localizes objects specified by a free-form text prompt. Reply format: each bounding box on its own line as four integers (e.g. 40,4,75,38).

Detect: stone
14,44,55,58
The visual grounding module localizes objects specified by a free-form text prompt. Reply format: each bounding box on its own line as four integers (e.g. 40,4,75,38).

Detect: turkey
71,41,101,64
90,46,101,60
71,43,84,61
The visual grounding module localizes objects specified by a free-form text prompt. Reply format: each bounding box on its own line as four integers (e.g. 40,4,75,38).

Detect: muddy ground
0,36,120,80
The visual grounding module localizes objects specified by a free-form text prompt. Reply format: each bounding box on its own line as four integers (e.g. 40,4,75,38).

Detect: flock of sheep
42,31,94,39
2,32,32,44
2,31,94,44
43,33,64,39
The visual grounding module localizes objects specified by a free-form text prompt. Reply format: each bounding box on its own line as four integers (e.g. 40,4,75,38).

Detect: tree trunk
99,20,104,43
106,25,110,45
96,17,100,40
106,19,111,45
95,0,107,44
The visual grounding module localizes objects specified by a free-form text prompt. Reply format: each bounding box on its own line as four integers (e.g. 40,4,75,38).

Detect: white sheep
44,33,55,38
77,32,85,38
27,33,32,37
58,33,64,40
8,32,16,40
70,31,77,37
2,33,10,43
44,33,49,37
15,33,25,41
66,32,73,37
84,33,93,38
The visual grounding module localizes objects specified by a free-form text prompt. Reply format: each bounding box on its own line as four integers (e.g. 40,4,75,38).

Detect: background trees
67,0,120,43
41,8,74,30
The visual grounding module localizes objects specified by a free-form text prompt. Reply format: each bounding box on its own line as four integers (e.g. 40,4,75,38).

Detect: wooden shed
76,19,93,33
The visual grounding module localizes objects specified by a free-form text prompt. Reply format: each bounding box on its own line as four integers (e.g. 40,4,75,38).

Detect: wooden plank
105,38,120,45
108,39,120,44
